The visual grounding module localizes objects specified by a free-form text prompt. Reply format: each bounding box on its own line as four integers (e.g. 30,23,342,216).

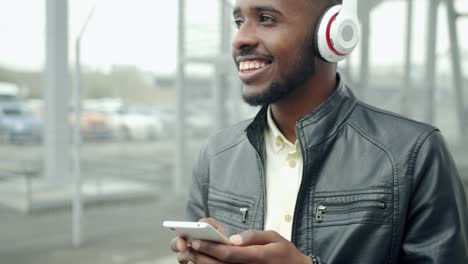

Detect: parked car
69,110,112,141
106,106,164,141
0,104,43,144
155,105,213,139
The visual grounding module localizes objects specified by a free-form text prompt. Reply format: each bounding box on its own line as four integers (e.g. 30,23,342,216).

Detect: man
170,0,468,263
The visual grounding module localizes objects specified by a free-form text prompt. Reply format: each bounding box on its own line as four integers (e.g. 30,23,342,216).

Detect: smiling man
170,0,468,263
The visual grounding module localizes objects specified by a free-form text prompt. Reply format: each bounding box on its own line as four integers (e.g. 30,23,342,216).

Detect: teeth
240,60,269,71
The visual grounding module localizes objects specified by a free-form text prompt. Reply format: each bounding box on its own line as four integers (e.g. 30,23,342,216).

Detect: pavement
0,191,187,264
0,140,199,264
0,137,467,264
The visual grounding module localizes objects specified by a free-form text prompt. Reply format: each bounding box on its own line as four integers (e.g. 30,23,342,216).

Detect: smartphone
163,221,232,245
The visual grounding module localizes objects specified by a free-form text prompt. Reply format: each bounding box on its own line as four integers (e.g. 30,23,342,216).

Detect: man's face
232,0,322,106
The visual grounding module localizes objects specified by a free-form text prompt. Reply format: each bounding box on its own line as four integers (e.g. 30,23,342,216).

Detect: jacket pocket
310,188,394,263
312,188,393,226
207,187,255,231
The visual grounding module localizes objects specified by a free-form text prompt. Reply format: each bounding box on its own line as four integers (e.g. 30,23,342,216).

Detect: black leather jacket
186,77,468,263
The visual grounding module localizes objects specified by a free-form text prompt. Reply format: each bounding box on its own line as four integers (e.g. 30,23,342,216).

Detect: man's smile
237,56,273,83
239,60,270,72
238,61,273,83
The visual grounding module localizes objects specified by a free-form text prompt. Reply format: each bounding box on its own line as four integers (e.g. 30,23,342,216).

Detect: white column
424,0,440,124
213,1,232,130
445,0,467,137
174,0,187,195
44,0,70,182
401,0,413,116
358,6,370,99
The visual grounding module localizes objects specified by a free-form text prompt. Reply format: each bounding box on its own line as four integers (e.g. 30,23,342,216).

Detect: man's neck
270,68,337,143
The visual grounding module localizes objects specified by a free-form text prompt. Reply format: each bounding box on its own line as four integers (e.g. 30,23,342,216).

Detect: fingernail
229,235,242,245
177,238,185,250
191,240,200,250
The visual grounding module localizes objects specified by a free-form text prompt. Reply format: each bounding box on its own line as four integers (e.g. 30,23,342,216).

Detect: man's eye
233,18,244,29
259,15,275,23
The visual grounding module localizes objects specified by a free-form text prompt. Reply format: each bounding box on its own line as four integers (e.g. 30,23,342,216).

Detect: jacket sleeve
185,143,210,221
400,130,468,263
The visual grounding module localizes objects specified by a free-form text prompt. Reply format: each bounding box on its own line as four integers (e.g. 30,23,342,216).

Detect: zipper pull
315,205,327,223
240,207,249,223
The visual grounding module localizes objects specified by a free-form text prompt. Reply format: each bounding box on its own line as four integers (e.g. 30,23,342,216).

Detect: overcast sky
0,0,467,75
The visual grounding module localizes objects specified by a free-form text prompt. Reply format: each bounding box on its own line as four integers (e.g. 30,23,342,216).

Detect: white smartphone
163,221,232,245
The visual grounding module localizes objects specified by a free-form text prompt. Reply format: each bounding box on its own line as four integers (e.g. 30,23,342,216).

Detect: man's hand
175,227,312,264
169,218,229,264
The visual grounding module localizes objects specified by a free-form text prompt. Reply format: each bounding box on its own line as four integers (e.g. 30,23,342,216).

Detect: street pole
72,3,97,247
72,36,83,247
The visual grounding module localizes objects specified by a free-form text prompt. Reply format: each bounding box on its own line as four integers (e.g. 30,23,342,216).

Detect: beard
242,32,317,106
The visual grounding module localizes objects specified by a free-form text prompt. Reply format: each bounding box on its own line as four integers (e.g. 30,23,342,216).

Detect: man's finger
192,239,263,263
170,237,190,253
180,248,224,264
176,252,190,264
230,230,284,246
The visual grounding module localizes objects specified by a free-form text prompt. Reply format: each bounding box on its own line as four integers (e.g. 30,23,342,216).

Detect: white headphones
315,0,360,63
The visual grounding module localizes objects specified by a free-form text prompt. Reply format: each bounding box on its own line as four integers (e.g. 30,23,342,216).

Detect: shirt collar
266,106,297,152
248,73,358,151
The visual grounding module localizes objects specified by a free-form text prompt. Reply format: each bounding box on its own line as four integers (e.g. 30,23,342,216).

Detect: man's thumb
229,230,283,246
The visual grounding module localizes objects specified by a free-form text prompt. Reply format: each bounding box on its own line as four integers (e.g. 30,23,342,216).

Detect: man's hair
316,0,342,5
307,0,342,12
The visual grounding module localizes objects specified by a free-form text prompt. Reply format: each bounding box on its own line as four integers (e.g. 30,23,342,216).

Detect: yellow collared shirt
263,106,303,241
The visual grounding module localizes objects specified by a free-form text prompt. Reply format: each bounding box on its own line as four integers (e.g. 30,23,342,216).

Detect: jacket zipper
246,134,266,229
291,123,307,244
208,200,250,223
315,201,386,223
244,121,267,229
255,150,267,229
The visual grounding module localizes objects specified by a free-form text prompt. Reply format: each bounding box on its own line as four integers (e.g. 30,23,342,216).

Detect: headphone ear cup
314,5,338,62
315,5,346,63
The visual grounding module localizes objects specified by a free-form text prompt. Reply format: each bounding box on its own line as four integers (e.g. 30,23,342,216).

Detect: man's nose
232,23,259,51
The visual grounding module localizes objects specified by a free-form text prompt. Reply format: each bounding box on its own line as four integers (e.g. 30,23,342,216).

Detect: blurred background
0,0,467,263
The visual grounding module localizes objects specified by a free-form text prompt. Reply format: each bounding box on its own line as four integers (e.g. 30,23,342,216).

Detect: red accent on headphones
326,12,346,57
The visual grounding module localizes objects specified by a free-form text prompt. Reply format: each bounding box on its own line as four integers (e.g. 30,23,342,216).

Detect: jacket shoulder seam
207,134,248,160
346,120,397,165
203,118,252,159
355,102,436,128
406,128,440,191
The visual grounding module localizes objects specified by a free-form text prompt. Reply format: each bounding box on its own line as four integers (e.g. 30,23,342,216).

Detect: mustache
236,46,258,57
234,47,273,63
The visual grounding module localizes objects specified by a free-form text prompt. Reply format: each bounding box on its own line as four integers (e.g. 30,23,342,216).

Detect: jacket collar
246,74,358,152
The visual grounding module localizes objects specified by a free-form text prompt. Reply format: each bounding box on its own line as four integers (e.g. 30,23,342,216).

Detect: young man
171,0,468,263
